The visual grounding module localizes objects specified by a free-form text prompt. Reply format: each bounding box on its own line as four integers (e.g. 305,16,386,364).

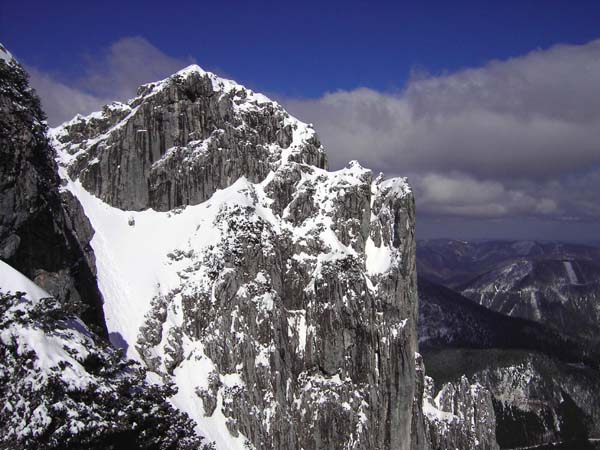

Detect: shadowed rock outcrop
0,47,106,336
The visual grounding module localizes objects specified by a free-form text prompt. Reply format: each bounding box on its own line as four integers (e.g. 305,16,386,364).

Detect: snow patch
0,43,15,64
0,260,51,303
563,261,579,285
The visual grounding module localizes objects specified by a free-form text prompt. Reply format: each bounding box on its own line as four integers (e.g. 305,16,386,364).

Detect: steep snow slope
0,261,207,450
52,66,422,450
0,259,50,302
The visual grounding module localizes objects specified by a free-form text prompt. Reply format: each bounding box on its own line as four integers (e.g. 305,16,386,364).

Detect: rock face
425,349,600,448
421,374,499,450
0,48,106,336
421,347,600,450
54,65,423,449
53,66,325,211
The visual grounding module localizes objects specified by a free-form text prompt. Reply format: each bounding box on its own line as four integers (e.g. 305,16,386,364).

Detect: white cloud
414,173,559,218
283,39,600,223
27,36,194,126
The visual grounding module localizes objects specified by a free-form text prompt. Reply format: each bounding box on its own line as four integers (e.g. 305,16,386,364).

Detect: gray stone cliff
54,65,425,449
0,47,107,336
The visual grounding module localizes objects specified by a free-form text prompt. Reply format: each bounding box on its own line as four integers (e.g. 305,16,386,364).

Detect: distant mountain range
417,239,600,448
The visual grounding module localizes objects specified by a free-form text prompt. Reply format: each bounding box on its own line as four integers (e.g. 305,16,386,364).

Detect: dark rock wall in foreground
0,54,106,336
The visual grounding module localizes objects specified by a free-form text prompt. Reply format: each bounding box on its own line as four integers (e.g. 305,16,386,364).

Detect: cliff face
53,66,325,212
0,47,106,336
53,65,424,449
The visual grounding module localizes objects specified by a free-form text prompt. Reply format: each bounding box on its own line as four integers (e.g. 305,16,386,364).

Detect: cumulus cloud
27,36,194,126
283,39,600,226
413,173,559,218
28,68,111,126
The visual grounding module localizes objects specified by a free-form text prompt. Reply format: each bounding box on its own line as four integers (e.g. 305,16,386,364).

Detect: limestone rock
0,51,106,336
54,64,423,449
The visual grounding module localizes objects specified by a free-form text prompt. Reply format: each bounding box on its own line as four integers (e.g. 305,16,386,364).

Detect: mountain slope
52,65,423,450
0,260,210,450
461,257,600,344
418,277,600,448
417,239,600,288
418,277,597,364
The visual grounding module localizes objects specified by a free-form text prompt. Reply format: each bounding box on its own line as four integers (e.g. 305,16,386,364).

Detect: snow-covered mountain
48,63,429,449
1,45,214,450
417,239,600,288
461,257,600,344
417,239,600,347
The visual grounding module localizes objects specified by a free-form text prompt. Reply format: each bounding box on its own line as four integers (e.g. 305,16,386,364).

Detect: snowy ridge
56,148,410,448
50,63,416,449
50,60,327,213
140,64,272,107
50,63,317,166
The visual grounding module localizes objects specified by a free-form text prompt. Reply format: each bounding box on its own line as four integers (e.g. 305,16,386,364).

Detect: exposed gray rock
0,51,106,336
423,373,499,450
53,66,326,212
53,63,467,450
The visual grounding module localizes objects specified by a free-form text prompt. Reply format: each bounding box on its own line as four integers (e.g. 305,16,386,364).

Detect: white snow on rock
563,260,579,284
0,261,97,389
50,64,413,449
0,43,15,64
54,154,409,448
49,63,317,165
0,260,50,303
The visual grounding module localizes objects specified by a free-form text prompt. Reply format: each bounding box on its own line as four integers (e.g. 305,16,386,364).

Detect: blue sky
3,0,600,97
2,0,600,241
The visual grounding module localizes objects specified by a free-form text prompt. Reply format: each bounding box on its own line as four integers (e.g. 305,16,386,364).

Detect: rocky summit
51,64,425,449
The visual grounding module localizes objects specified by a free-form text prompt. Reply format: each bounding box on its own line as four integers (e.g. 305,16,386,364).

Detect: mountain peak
52,65,326,211
136,62,273,108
